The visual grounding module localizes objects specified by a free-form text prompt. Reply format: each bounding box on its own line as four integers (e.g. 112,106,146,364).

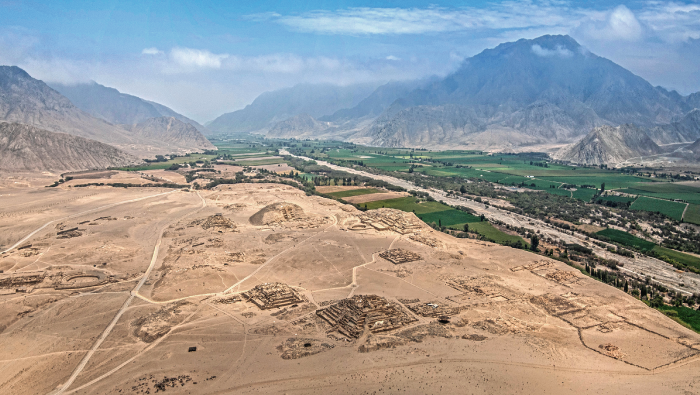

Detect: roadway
281,149,700,294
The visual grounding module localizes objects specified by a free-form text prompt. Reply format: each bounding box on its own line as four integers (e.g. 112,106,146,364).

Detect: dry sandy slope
0,182,700,394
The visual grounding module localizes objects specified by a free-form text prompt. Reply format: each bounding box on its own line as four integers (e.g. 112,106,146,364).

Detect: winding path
50,191,207,395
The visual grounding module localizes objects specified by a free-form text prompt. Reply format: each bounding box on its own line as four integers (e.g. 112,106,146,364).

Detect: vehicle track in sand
2,191,177,254
50,191,207,395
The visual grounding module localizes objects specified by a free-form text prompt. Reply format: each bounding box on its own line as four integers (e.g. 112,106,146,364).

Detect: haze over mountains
4,34,700,171
123,117,215,151
206,35,700,159
648,109,700,145
50,81,208,133
0,65,214,172
206,83,379,134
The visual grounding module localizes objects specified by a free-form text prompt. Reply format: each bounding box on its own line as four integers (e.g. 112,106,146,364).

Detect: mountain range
206,83,379,134
49,81,208,133
5,34,700,171
205,35,700,155
0,65,214,171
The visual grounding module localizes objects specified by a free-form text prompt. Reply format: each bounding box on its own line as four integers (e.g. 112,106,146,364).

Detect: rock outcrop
0,122,141,172
554,124,662,165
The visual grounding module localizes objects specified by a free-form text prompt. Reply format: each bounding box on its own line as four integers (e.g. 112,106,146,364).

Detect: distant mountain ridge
319,79,433,123
0,122,141,172
266,114,334,139
0,65,215,158
206,83,379,134
553,124,662,165
49,81,208,133
122,117,215,151
648,109,700,145
355,35,696,149
0,66,139,147
217,35,700,152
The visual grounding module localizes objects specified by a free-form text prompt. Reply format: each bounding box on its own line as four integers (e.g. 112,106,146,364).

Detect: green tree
463,223,469,233
649,294,664,308
530,235,539,251
624,281,629,293
460,185,467,194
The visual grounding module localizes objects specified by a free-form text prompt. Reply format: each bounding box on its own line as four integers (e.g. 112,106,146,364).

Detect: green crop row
327,188,379,198
630,197,687,221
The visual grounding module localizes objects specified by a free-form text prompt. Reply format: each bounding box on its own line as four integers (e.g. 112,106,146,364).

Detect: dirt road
281,150,700,294
50,191,207,395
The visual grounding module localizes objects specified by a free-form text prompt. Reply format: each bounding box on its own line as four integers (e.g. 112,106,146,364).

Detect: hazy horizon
2,0,700,123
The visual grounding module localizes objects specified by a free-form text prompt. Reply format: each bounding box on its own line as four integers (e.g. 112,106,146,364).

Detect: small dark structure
188,346,197,352
437,315,451,324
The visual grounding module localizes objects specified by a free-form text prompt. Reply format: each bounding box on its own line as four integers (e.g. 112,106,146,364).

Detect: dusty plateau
2,175,700,394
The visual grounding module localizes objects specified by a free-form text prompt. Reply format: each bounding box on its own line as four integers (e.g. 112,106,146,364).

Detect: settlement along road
280,149,700,294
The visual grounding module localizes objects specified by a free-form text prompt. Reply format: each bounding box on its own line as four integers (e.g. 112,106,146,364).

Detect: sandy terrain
212,164,245,178
252,163,295,174
2,180,700,394
140,169,188,184
343,191,410,204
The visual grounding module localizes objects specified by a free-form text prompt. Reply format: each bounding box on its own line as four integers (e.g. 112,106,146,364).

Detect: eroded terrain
2,177,700,394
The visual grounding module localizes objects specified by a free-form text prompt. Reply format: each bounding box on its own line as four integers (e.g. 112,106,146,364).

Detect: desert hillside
0,122,141,172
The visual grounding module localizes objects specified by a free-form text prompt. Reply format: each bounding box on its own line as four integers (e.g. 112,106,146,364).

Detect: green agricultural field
327,188,379,198
655,305,700,333
362,197,524,246
684,204,700,225
596,229,700,270
535,175,656,190
629,182,700,194
232,157,285,166
451,221,528,246
417,209,481,227
620,183,700,205
363,197,450,213
630,197,687,220
652,246,700,270
572,188,598,201
597,229,655,252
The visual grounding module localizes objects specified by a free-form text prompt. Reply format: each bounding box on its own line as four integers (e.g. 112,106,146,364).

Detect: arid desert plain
2,173,700,395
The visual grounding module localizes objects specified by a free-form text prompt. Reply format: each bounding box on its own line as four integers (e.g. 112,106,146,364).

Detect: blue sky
2,0,700,122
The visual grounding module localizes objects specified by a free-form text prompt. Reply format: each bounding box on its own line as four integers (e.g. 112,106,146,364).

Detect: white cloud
5,2,700,122
258,2,699,46
169,47,229,69
258,3,577,35
576,5,642,42
608,6,643,40
531,44,574,58
141,47,163,55
638,2,700,42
